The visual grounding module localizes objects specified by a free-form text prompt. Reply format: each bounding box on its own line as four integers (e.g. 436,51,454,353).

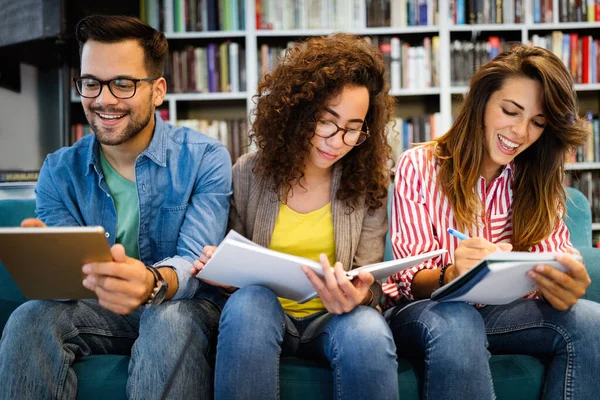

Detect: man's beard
87,96,154,146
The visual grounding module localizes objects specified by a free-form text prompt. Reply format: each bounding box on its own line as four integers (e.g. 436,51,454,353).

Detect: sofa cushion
72,354,543,400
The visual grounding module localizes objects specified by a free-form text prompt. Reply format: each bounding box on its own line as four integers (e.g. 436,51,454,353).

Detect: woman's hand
302,254,374,314
191,245,237,293
449,238,513,282
527,253,590,311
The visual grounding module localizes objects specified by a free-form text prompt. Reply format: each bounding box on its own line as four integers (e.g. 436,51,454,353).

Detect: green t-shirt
100,151,140,259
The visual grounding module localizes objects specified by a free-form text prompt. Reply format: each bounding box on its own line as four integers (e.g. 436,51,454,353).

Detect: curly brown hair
250,33,395,212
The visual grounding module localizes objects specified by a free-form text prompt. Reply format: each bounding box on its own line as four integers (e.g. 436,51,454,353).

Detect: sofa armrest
579,247,600,303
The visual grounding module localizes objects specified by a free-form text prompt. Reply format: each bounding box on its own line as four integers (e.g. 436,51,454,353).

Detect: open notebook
430,252,577,304
196,230,446,303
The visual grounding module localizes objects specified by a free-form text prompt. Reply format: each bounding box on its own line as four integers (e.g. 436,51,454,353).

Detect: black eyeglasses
73,77,160,99
314,119,369,146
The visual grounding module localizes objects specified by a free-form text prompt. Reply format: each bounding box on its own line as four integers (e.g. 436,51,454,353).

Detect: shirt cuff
153,256,199,300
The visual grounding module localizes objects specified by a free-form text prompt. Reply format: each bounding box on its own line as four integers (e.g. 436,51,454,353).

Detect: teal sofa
1,188,599,399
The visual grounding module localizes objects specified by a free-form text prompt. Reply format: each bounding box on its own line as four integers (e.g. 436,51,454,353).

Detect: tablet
0,226,112,300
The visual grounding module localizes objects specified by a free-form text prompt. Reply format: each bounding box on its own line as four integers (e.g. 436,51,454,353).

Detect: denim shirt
34,112,232,307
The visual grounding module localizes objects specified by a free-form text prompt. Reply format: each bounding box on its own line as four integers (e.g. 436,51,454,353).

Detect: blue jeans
385,298,600,400
214,286,399,400
0,298,221,400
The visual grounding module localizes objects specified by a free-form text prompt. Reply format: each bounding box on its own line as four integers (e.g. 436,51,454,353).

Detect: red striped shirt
382,146,573,303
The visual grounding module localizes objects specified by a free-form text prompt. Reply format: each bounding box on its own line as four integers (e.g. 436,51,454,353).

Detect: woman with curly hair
191,33,399,399
384,44,600,399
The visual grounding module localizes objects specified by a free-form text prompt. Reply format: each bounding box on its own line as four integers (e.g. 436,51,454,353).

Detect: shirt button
105,232,110,238
142,184,146,192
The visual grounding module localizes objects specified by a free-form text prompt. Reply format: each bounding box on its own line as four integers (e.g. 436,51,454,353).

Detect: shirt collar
85,111,168,175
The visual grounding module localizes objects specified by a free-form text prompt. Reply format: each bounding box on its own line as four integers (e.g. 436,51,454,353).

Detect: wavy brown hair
250,33,395,212
430,44,588,250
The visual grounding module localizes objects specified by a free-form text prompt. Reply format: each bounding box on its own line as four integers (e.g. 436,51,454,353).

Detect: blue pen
447,228,470,240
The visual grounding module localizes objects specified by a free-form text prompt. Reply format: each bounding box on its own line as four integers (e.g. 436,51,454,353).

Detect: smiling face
307,85,370,172
79,39,165,146
482,77,547,181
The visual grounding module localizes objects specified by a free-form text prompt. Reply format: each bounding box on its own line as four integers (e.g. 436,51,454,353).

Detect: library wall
0,64,62,172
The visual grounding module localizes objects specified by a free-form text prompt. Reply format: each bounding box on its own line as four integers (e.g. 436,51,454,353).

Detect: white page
437,260,568,305
198,238,322,303
347,249,447,280
198,231,446,302
485,251,580,262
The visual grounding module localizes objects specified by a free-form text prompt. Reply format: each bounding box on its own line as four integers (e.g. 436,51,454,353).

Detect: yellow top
270,202,336,317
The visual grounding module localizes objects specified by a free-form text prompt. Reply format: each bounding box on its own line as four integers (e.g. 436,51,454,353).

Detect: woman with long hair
384,44,600,399
193,33,399,400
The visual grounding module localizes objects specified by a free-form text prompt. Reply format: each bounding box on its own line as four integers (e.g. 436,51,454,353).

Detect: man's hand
191,246,237,293
449,237,513,281
82,244,155,314
302,254,374,314
527,253,590,311
21,218,47,228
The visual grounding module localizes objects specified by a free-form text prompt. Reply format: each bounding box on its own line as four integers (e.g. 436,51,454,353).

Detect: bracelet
438,264,451,287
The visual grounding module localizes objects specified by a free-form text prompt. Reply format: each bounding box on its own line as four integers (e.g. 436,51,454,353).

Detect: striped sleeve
530,218,573,253
383,149,443,302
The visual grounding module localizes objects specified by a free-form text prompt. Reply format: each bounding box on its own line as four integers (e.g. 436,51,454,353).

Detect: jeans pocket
158,205,188,259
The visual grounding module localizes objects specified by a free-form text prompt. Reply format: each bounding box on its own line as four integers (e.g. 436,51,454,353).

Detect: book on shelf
140,0,245,32
71,124,92,144
166,42,245,94
452,0,524,25
257,0,362,30
388,113,442,161
451,36,506,86
376,35,440,91
0,170,40,183
430,251,578,304
176,118,248,162
565,110,599,163
197,230,447,303
367,0,439,27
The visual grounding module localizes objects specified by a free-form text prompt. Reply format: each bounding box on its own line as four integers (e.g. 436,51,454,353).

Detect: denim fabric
214,286,399,400
386,299,600,400
0,298,221,400
34,112,232,301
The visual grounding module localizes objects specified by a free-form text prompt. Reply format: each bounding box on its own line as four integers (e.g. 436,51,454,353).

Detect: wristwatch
144,266,168,307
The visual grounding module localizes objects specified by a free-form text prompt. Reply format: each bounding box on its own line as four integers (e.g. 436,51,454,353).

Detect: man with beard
0,15,232,400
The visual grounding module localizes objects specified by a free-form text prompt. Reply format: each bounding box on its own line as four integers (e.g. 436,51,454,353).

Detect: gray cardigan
228,152,388,308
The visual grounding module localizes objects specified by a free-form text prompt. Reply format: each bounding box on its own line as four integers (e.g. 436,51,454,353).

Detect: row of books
452,0,524,24
531,32,600,85
71,115,248,162
141,0,245,32
388,113,442,162
367,0,439,27
0,170,39,183
566,171,600,223
557,0,600,23
177,118,249,161
379,36,440,91
451,37,507,86
165,42,246,94
568,111,600,163
258,36,440,90
257,0,361,30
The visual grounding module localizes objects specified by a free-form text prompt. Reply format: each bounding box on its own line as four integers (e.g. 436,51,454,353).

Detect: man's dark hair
75,15,168,77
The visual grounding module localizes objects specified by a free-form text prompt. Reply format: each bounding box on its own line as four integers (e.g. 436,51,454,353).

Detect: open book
196,230,446,303
430,252,578,304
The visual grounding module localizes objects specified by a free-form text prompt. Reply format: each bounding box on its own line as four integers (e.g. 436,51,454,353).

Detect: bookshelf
66,0,600,236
